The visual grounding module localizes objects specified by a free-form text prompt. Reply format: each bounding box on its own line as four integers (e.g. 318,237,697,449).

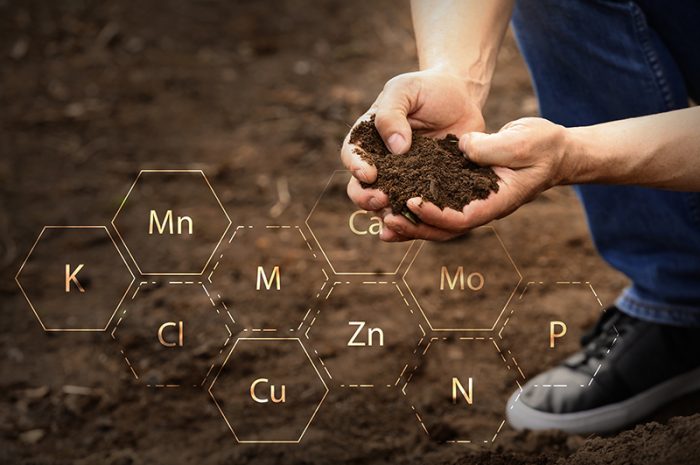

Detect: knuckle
384,73,410,90
374,109,401,134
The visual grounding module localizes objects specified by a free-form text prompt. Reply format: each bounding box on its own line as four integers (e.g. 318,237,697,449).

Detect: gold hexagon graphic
112,170,231,275
208,225,329,332
402,337,525,444
111,281,233,387
15,226,134,332
403,226,522,331
307,282,425,387
209,337,328,443
306,170,416,275
497,281,617,387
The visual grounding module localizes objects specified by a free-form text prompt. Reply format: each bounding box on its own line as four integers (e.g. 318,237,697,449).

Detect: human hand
381,117,569,241
340,70,486,240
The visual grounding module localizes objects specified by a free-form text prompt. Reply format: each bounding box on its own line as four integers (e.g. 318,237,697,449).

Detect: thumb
459,131,519,167
373,77,415,155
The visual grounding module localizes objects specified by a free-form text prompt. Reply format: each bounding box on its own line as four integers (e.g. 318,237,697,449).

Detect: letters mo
440,266,484,291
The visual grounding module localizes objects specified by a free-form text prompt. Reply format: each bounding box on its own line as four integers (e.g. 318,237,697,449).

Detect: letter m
256,266,281,290
440,266,464,290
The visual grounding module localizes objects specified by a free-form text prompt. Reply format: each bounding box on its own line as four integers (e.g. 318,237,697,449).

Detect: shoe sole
506,365,700,434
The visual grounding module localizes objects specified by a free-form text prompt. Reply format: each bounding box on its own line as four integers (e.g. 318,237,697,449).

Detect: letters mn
149,210,193,235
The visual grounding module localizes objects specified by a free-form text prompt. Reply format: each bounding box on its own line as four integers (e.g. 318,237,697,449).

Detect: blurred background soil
1,1,698,464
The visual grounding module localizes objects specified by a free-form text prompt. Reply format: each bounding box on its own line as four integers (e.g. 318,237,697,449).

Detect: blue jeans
512,0,700,327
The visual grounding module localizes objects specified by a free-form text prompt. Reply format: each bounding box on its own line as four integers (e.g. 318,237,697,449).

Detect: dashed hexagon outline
111,280,234,388
111,169,232,276
15,225,135,332
205,224,330,333
401,336,526,445
304,281,427,388
208,337,329,444
305,170,417,276
498,280,619,389
402,225,522,332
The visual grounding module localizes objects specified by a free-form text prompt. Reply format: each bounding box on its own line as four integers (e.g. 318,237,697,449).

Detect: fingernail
368,197,381,210
407,197,422,208
387,133,406,154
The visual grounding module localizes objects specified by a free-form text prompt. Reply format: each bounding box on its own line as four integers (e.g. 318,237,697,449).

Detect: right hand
340,69,486,241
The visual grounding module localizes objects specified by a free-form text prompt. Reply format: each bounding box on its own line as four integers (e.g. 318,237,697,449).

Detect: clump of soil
350,115,500,217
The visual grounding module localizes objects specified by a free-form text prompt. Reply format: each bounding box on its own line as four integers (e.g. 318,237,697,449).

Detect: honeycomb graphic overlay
13,165,540,448
209,338,328,443
112,282,233,387
209,225,328,332
16,226,134,331
403,337,524,444
307,282,425,387
112,170,231,275
404,226,522,331
306,171,415,275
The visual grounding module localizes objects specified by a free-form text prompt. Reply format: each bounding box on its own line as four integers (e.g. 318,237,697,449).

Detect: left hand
381,117,570,241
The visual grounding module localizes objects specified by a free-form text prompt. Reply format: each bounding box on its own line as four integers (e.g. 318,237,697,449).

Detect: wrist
560,126,600,185
424,63,491,108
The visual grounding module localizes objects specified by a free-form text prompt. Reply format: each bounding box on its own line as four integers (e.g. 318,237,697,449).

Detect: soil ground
1,1,699,464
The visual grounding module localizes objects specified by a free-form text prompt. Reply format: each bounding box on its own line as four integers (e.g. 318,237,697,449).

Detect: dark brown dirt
450,414,700,465
351,115,500,216
2,1,698,464
562,415,700,465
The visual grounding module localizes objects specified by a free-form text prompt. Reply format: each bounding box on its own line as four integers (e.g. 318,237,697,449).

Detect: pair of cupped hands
341,70,568,242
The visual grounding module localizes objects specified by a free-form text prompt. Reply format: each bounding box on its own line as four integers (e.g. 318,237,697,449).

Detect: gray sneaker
507,307,700,434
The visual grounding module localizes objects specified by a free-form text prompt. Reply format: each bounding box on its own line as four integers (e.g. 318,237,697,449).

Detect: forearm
563,107,700,190
410,0,514,108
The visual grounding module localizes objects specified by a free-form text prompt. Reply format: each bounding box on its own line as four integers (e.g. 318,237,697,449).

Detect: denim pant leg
512,0,700,327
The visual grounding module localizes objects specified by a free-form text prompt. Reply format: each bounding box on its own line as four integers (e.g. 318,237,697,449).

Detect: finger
405,198,469,232
459,130,522,167
374,77,415,155
341,111,378,183
346,177,390,212
379,225,412,242
383,213,459,241
376,208,412,242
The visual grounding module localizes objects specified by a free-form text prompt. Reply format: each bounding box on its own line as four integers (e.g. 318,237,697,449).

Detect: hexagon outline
305,170,416,276
498,280,616,389
112,281,232,388
404,337,524,445
307,282,427,386
402,225,522,332
208,337,329,444
215,224,330,332
111,169,232,276
15,225,135,332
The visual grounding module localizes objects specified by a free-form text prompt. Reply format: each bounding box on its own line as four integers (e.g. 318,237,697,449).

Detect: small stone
22,385,50,400
10,37,29,60
19,429,45,444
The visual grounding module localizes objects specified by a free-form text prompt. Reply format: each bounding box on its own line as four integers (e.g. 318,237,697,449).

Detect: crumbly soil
351,115,500,216
1,1,698,465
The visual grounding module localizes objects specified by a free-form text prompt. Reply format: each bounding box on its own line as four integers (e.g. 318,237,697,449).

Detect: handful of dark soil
350,116,500,219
